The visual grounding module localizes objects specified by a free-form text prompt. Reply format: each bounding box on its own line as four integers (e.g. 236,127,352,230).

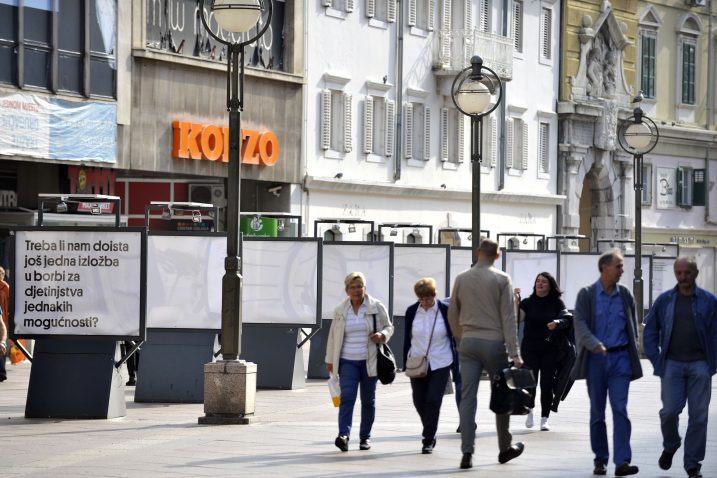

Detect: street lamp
617,97,659,324
451,56,503,259
198,0,273,425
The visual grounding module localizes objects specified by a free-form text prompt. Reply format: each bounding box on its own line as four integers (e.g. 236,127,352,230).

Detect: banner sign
13,228,145,338
0,92,117,163
656,167,676,209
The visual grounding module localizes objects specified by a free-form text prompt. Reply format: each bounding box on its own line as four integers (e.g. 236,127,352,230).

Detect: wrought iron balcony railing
433,29,513,81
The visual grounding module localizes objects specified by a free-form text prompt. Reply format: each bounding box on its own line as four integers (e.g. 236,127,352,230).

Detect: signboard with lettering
656,167,676,209
12,228,146,339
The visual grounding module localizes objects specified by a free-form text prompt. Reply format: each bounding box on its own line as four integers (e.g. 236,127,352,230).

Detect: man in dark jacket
643,257,717,478
572,250,643,477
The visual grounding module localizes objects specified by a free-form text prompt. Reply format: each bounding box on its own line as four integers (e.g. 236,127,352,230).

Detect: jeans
458,337,512,454
338,358,377,440
410,365,451,442
586,350,632,466
660,359,711,472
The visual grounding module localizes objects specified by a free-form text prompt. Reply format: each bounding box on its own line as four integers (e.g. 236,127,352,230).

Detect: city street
1,357,717,477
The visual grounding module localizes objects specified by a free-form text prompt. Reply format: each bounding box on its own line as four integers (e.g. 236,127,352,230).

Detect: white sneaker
540,417,550,431
525,409,534,428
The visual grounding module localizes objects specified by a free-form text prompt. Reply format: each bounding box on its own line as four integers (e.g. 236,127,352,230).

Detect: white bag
405,355,429,378
328,374,341,407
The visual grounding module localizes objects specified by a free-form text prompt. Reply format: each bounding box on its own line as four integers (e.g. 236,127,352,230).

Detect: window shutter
343,93,353,153
464,0,472,30
323,0,332,7
408,0,417,26
642,164,652,205
521,121,529,170
541,8,552,60
367,0,376,18
693,168,705,206
320,89,332,150
479,0,488,32
490,116,497,167
505,118,514,169
513,1,522,53
440,108,449,162
423,107,432,160
539,123,549,173
346,0,355,12
387,0,396,22
677,167,693,207
427,0,435,30
404,103,414,159
441,0,452,63
457,114,465,163
385,99,396,156
363,96,374,154
442,0,451,30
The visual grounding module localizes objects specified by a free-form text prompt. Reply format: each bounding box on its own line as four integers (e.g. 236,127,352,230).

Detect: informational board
559,254,652,310
503,251,558,299
321,242,392,320
12,228,146,339
393,244,450,315
449,248,473,294
652,257,677,300
146,234,224,329
242,238,322,326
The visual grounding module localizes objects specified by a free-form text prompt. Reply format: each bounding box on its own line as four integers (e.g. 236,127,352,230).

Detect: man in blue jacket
643,257,717,478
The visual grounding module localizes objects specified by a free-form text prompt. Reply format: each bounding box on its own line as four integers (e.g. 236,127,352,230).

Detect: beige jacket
325,294,394,377
447,262,519,357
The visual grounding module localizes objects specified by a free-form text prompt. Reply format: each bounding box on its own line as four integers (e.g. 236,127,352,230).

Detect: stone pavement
1,359,716,478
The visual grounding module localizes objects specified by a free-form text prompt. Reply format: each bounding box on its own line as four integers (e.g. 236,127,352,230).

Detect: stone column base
198,360,257,425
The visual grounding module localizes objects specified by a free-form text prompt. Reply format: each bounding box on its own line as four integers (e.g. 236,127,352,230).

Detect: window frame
512,0,523,55
320,73,353,160
538,5,553,65
677,14,701,107
440,105,465,169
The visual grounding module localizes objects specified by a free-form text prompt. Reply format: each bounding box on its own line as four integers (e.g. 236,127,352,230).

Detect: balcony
432,29,513,81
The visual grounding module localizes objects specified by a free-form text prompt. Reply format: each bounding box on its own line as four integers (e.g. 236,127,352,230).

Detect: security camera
267,185,282,197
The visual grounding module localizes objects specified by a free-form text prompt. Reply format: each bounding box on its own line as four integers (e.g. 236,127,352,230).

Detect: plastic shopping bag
9,339,26,365
328,374,341,408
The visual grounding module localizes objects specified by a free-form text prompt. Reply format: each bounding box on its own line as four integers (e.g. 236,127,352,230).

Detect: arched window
677,14,702,106
637,6,662,99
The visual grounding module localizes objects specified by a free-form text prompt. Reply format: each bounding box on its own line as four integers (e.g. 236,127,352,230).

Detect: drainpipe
301,0,310,232
394,0,404,181
706,142,717,225
707,0,713,130
498,0,508,190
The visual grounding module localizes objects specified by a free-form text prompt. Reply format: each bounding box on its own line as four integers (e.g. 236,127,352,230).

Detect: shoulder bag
405,308,439,379
373,314,397,385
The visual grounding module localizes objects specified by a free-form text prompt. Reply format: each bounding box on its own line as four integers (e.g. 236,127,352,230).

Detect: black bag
489,366,535,415
373,314,397,385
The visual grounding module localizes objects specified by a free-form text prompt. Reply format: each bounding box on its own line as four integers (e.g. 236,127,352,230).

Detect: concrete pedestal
198,360,256,425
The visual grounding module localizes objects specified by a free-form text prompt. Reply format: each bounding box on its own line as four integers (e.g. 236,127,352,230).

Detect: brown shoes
593,463,607,475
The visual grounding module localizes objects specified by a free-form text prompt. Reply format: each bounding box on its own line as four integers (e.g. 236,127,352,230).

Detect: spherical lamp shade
624,122,652,150
212,0,262,33
455,81,491,115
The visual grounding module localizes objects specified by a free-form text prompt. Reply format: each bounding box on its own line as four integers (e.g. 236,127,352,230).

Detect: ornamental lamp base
198,360,257,425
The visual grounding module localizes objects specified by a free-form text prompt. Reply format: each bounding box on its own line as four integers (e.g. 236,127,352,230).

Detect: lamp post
617,98,659,325
198,0,272,425
451,56,503,259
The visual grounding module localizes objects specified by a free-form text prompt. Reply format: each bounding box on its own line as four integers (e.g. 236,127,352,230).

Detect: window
320,89,353,157
366,0,397,23
677,15,701,106
693,168,705,206
513,0,523,53
477,0,489,33
407,0,435,31
405,102,431,161
323,0,354,12
681,42,696,104
539,7,552,62
639,31,656,98
506,117,528,172
641,164,652,205
481,116,498,169
677,166,694,207
538,122,549,174
0,0,116,98
440,107,464,166
363,95,395,158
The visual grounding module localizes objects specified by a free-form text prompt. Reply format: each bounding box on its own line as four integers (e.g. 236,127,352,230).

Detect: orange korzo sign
171,120,279,166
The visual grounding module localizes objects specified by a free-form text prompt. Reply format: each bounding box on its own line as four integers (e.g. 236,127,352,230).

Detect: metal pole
633,153,644,325
471,116,482,260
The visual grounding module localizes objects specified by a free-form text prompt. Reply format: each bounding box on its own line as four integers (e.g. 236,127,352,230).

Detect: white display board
503,252,558,299
242,239,322,325
321,243,392,320
13,228,144,338
449,248,473,294
146,235,223,329
652,257,677,300
393,245,449,315
560,254,652,310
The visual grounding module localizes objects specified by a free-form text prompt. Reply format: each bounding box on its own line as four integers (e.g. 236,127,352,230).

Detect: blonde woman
325,272,393,452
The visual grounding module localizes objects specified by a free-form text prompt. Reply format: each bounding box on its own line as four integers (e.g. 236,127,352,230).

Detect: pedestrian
643,257,717,478
0,267,10,379
572,249,643,476
402,277,459,454
325,272,394,452
518,272,571,431
0,306,6,382
447,239,525,470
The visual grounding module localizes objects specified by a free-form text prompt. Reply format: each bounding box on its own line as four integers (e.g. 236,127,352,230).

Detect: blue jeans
586,350,632,466
338,358,377,440
660,359,712,472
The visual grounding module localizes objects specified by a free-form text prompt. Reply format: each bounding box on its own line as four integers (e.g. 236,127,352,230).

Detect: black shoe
593,463,607,475
687,468,702,478
615,463,639,476
359,439,371,451
460,453,473,469
421,438,436,454
658,449,675,470
126,378,136,386
498,442,525,464
334,435,349,452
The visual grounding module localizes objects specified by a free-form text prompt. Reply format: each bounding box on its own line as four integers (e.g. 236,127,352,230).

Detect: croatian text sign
14,229,144,337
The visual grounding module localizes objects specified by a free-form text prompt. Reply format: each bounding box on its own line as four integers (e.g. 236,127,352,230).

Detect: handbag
373,314,397,385
405,308,439,379
489,365,535,416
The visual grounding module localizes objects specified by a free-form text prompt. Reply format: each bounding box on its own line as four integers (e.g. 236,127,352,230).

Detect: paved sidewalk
1,359,716,478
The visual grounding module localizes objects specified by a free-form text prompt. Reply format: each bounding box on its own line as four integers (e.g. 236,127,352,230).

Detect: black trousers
410,365,451,442
122,341,139,379
522,348,559,418
0,349,6,380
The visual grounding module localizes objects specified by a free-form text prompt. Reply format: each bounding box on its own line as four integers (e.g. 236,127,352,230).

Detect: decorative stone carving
594,99,618,150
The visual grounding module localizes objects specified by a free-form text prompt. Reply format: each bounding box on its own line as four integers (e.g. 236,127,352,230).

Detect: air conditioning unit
188,184,226,208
